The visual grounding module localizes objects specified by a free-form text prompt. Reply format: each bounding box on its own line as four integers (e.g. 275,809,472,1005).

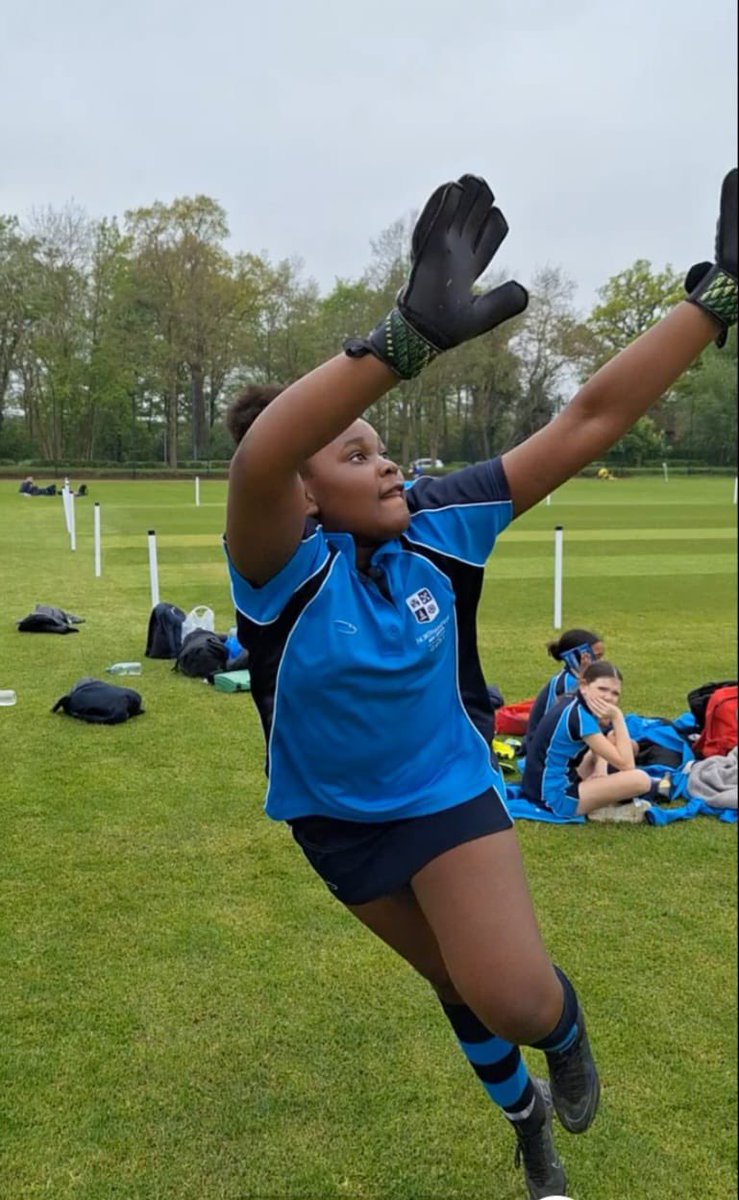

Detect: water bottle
0,689,17,706
105,663,142,676
225,626,242,659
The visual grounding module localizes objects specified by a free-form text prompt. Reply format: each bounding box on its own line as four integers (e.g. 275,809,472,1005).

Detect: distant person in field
18,475,57,496
223,170,737,1200
523,628,604,752
521,661,669,822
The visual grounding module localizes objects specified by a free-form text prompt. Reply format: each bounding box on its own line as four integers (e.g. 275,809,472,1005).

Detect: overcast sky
1,0,736,311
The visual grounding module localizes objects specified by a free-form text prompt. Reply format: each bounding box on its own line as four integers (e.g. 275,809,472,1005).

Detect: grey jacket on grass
687,747,738,810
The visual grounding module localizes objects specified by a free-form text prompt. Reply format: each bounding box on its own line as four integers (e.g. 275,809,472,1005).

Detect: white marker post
734,476,738,505
148,529,160,608
93,503,102,577
553,525,564,631
662,460,669,484
68,490,76,551
545,493,552,506
195,475,200,507
61,485,72,535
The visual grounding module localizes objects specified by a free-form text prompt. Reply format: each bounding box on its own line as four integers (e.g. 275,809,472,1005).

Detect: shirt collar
322,528,404,567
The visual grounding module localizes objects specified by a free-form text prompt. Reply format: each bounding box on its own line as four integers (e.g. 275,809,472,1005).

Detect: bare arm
226,174,527,585
503,167,737,516
583,709,636,772
502,303,718,516
226,354,394,584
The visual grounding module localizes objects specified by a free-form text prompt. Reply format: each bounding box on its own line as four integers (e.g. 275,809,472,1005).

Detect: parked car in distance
410,457,444,472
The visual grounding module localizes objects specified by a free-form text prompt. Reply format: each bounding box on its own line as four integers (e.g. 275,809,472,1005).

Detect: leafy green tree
0,218,40,435
236,254,320,386
509,267,591,445
17,204,92,460
585,259,683,367
606,415,667,466
125,196,236,464
672,328,738,466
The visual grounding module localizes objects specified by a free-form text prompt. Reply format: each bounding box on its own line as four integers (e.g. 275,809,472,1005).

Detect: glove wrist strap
344,308,440,379
687,264,738,347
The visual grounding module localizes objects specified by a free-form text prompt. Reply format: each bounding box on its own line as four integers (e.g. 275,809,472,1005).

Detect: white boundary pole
148,530,160,608
662,460,669,484
195,475,200,507
69,491,76,551
553,525,564,630
545,493,552,506
94,503,101,577
61,485,72,534
734,477,738,505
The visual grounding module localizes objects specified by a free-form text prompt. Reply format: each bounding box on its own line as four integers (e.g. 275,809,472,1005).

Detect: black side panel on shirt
235,547,337,775
400,534,492,742
401,458,512,745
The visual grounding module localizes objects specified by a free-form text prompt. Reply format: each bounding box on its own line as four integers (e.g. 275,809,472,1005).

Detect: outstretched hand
345,173,528,379
685,168,738,343
400,174,529,351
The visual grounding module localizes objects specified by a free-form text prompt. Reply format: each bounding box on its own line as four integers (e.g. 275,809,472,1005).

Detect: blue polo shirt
521,692,601,810
523,668,579,753
226,459,513,823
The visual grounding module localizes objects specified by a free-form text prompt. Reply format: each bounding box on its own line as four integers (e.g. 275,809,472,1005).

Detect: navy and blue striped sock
441,1001,536,1120
532,967,580,1054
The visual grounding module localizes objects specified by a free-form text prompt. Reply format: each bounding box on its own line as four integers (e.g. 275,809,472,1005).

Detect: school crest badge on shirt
405,587,439,623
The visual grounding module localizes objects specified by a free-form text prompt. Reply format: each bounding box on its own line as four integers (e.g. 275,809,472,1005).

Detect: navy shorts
288,787,513,906
540,779,581,818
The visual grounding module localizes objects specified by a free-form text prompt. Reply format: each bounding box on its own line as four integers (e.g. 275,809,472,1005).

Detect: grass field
1,475,737,1200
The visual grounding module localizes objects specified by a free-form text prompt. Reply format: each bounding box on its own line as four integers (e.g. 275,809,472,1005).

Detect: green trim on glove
698,268,738,325
688,264,738,340
344,309,440,379
379,309,440,379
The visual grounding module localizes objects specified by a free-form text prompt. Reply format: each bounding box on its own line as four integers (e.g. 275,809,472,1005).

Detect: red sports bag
694,685,738,759
495,699,535,736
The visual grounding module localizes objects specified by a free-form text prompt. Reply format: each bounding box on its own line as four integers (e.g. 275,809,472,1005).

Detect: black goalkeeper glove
345,174,528,379
685,168,737,347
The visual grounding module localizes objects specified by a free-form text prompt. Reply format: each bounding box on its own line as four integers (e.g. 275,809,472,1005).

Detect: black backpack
174,630,229,681
52,678,144,724
687,681,738,731
145,602,186,659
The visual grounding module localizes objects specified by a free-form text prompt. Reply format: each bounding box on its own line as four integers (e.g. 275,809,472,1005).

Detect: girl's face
303,419,410,543
583,641,605,666
581,674,622,716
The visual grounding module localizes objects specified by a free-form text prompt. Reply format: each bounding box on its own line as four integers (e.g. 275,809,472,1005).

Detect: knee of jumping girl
466,976,562,1046
429,977,465,1006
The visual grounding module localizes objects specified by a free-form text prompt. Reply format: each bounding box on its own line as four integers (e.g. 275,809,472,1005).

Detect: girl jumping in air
225,170,736,1198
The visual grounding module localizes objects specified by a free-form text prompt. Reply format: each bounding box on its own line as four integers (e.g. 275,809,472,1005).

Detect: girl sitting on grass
225,169,736,1199
523,627,605,753
521,660,667,822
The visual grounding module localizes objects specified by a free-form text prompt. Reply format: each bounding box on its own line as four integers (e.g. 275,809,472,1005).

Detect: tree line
0,196,735,468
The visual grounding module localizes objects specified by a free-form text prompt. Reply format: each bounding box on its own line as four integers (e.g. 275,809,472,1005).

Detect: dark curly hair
225,383,285,446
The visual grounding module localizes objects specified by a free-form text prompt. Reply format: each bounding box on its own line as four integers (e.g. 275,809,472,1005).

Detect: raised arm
226,354,394,584
502,169,738,516
227,175,527,583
